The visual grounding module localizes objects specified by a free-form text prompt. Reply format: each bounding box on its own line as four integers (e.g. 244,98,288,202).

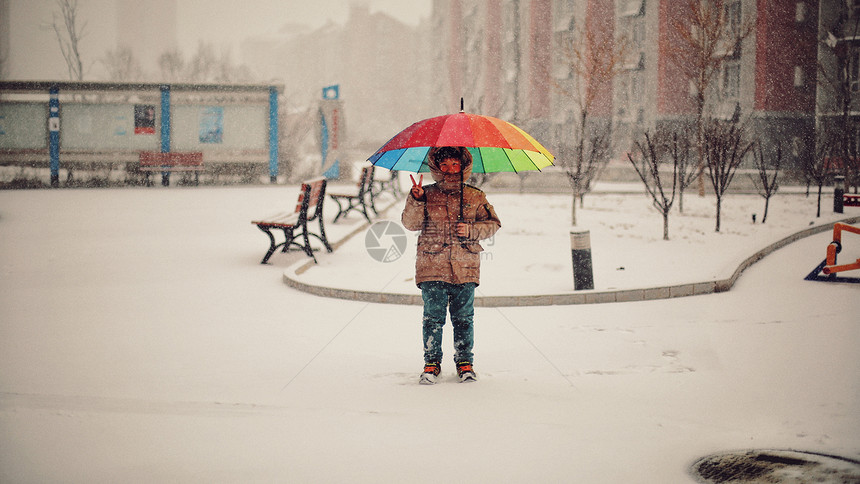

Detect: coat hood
427,146,473,190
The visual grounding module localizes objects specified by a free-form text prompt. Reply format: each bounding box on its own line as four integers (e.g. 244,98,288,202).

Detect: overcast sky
4,0,431,80
178,0,431,49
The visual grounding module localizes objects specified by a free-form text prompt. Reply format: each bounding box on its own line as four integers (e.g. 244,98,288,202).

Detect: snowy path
1,187,858,483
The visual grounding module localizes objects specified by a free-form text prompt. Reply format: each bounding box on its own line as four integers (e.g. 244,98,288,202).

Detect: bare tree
804,130,837,217
211,48,252,83
553,20,629,225
627,131,677,240
51,0,86,80
183,42,253,84
817,9,860,194
186,42,218,82
101,46,143,82
279,101,318,182
158,49,186,82
667,0,754,195
663,125,698,213
702,119,753,232
749,140,782,223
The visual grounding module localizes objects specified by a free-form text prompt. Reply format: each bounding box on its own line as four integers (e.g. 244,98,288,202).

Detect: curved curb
283,215,860,307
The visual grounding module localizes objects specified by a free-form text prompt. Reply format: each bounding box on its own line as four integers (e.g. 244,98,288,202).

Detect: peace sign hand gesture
410,174,424,200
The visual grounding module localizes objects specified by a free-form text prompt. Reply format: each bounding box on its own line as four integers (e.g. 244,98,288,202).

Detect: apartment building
434,0,821,171
817,0,860,154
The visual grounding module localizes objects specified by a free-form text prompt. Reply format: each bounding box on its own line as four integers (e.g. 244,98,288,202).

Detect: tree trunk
696,88,706,198
762,196,770,224
662,211,669,240
715,195,722,232
571,190,578,226
816,184,823,218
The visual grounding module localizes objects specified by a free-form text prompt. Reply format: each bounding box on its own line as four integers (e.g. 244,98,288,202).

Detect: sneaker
419,362,441,385
456,361,477,382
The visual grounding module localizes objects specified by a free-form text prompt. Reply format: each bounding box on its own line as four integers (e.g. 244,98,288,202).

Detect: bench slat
139,152,204,168
252,212,299,228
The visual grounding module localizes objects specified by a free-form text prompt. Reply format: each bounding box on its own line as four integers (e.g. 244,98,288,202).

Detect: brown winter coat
401,154,501,286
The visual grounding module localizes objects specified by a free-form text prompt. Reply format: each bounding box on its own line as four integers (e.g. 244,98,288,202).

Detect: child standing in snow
401,146,501,384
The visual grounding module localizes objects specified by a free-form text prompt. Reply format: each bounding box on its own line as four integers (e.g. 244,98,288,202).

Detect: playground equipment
805,222,860,283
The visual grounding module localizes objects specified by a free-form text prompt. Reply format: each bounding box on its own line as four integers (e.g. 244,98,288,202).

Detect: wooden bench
329,165,377,223
844,193,860,207
139,151,204,186
251,178,333,264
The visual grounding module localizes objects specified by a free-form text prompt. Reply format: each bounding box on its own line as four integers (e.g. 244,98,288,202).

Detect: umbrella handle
458,170,467,242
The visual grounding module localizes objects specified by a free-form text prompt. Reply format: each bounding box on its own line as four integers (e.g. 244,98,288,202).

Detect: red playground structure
805,222,860,283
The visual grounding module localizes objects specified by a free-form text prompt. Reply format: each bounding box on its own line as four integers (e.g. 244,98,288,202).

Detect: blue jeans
420,281,476,365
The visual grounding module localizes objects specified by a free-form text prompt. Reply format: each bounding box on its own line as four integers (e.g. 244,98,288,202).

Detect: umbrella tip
460,97,464,113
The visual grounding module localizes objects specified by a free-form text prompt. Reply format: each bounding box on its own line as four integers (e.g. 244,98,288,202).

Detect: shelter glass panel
0,102,48,149
171,104,268,151
60,104,160,151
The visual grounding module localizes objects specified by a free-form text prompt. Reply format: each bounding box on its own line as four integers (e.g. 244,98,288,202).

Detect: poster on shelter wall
113,114,127,136
199,106,223,144
134,104,156,135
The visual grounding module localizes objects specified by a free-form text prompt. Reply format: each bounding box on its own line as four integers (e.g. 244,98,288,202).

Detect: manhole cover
691,450,860,483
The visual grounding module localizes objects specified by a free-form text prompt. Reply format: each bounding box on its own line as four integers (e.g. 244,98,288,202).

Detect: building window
621,0,645,18
631,19,645,48
722,61,741,99
617,75,631,119
623,51,645,70
795,2,808,23
849,0,860,18
848,48,860,92
794,66,805,87
724,0,741,36
631,72,644,99
791,137,803,157
554,2,575,32
794,66,806,87
622,16,646,70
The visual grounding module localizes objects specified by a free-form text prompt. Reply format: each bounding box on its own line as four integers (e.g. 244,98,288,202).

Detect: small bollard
570,229,594,290
834,175,845,214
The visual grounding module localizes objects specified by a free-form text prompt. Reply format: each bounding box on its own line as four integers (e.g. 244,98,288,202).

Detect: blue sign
323,159,340,179
322,85,339,100
320,109,329,164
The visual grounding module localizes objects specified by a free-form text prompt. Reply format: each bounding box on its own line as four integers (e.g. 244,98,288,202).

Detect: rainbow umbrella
367,106,554,173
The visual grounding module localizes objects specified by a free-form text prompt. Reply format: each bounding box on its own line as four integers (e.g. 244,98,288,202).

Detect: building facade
433,0,822,172
817,0,860,164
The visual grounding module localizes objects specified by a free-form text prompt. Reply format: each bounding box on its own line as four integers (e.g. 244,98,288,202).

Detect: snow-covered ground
1,184,858,483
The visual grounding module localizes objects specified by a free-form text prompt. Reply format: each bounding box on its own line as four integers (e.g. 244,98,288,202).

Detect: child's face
439,158,462,174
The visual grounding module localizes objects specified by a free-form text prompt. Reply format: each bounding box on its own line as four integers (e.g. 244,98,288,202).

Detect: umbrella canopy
367,111,554,173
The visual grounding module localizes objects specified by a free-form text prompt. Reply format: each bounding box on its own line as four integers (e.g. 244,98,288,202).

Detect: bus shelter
0,81,283,186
